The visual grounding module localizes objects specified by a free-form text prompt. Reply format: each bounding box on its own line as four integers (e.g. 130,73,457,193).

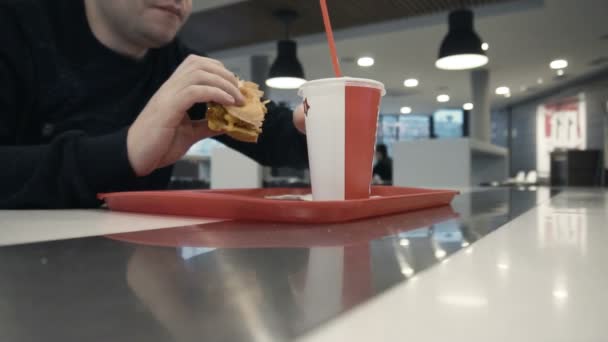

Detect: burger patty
206,104,262,143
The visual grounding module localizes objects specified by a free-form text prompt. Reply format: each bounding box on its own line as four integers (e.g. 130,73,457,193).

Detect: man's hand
293,103,306,134
127,55,245,177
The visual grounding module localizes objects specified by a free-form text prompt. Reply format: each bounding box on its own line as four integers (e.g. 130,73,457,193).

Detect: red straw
319,0,342,77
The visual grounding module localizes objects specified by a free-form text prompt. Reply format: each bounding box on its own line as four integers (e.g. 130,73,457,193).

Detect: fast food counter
1,187,605,341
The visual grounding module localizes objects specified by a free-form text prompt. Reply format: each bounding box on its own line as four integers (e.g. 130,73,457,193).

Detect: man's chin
141,29,179,48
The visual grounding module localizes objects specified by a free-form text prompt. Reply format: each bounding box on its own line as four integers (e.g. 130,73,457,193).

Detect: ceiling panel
181,0,516,52
191,0,249,13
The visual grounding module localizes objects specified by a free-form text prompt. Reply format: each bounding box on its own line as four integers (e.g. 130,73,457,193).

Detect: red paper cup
298,77,386,201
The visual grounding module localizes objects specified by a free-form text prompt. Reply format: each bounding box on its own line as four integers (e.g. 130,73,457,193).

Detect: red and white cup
298,77,386,201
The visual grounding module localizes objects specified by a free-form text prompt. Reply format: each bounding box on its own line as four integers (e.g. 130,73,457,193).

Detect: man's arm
0,9,137,209
0,51,137,208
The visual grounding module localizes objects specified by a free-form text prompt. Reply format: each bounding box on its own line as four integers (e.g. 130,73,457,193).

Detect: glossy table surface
1,187,591,342
300,188,608,342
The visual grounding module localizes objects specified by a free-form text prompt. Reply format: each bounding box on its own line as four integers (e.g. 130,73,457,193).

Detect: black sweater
0,0,308,209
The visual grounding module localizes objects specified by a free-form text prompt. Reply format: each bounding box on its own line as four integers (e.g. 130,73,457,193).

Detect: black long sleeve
0,0,307,209
0,3,139,208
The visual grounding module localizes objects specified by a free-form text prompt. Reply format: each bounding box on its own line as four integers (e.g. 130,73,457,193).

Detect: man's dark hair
376,144,388,159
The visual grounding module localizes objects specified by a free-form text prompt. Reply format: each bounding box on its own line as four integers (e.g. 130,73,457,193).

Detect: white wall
210,147,262,189
393,138,471,188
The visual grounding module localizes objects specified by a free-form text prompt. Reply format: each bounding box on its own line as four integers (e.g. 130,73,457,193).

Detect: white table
298,188,608,342
0,209,219,246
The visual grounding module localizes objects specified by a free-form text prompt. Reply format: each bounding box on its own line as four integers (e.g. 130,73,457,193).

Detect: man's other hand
293,103,306,134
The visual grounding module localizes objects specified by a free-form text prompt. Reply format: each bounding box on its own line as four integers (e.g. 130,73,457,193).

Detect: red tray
99,186,458,224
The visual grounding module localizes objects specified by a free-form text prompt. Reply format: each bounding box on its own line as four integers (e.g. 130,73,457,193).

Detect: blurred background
170,0,608,190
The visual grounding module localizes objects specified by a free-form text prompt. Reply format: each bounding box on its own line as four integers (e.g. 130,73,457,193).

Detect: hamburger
207,80,269,143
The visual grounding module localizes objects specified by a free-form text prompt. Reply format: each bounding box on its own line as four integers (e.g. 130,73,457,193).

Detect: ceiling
190,0,247,14
183,0,608,114
182,0,515,52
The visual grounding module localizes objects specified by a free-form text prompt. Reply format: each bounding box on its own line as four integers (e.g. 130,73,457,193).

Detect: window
433,109,464,138
398,115,430,141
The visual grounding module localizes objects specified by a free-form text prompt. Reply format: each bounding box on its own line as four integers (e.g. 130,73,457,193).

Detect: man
0,0,308,208
372,144,392,184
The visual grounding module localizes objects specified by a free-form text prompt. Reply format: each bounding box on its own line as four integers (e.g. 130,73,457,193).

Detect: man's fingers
181,54,224,70
198,62,240,89
178,85,235,112
172,55,245,105
180,55,238,87
188,71,244,105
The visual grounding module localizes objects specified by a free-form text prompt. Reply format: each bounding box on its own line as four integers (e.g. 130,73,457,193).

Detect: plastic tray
99,186,458,224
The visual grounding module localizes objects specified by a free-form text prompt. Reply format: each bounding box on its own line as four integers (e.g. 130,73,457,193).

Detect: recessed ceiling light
557,69,565,76
400,106,412,114
357,56,375,67
437,94,450,103
463,103,474,110
403,78,419,87
550,59,568,69
495,86,510,95
505,93,512,98
481,42,489,51
537,78,544,84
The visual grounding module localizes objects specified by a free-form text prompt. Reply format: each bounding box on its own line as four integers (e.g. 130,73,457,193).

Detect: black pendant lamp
436,9,488,70
266,10,306,89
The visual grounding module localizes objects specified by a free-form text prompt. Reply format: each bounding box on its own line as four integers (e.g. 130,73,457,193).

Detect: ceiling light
357,56,375,67
550,59,568,70
557,69,565,76
266,76,306,89
495,86,510,95
537,78,544,84
266,10,306,89
497,263,510,270
481,42,489,51
463,103,474,110
505,93,512,98
404,78,419,87
437,94,450,103
436,54,489,71
436,9,488,70
399,238,410,246
520,85,528,92
400,106,412,114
